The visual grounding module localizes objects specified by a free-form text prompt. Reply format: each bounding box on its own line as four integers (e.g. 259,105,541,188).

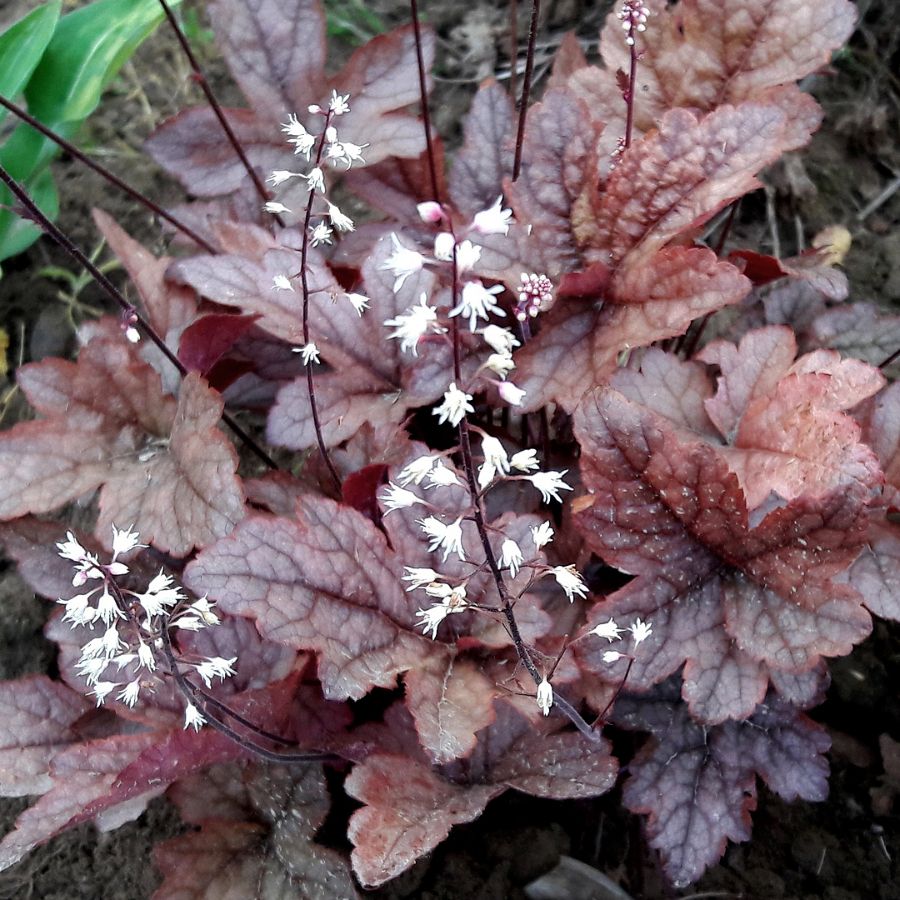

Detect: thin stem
299,113,342,492
512,0,541,181
409,0,441,202
508,0,519,104
0,161,278,471
0,93,216,254
156,0,281,224
879,347,900,369
623,32,638,149
161,624,335,763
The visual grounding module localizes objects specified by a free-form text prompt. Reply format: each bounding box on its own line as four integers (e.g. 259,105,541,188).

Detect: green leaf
0,167,59,263
25,0,180,124
0,1,61,126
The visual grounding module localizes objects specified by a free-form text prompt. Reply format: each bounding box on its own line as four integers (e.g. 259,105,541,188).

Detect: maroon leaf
0,676,90,797
155,762,358,899
617,690,829,888
178,313,261,376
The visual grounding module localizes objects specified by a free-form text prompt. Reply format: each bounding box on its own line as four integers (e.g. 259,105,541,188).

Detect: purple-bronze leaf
617,690,829,887
96,373,245,557
572,369,876,723
156,762,358,900
207,0,327,125
0,676,90,798
449,79,516,218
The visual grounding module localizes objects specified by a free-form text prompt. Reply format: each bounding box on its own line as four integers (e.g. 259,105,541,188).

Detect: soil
0,1,899,898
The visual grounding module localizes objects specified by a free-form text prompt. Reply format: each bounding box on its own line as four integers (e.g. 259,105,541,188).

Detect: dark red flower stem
879,347,900,369
299,112,342,493
161,623,336,763
0,160,278,471
623,28,638,149
409,0,441,202
156,0,283,226
0,93,216,254
508,0,519,105
512,0,541,181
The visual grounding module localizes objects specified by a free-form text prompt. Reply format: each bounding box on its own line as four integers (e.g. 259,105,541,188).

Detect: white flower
499,539,524,578
264,200,291,215
536,677,553,716
184,702,205,732
482,325,520,355
111,525,144,561
402,567,443,591
455,240,481,274
551,565,589,602
345,292,369,315
294,342,321,365
273,274,294,291
76,656,109,685
267,169,296,186
498,381,526,406
417,201,444,224
380,483,424,512
472,197,513,235
416,603,451,640
433,232,455,261
425,582,467,608
630,618,653,646
60,591,96,627
329,90,351,115
530,521,554,549
310,222,333,246
327,202,354,232
301,167,326,193
133,571,183,617
397,455,436,486
510,449,539,472
190,596,220,627
102,625,125,656
124,326,140,343
526,470,573,504
434,383,474,428
426,463,462,488
195,656,237,689
175,616,205,631
325,140,367,168
282,113,308,138
326,125,338,144
481,434,510,475
96,588,121,625
381,234,426,292
117,680,141,708
385,294,441,355
590,619,624,642
281,114,316,157
450,280,505,331
137,640,156,671
603,650,624,663
89,681,118,706
484,353,515,378
291,131,317,158
418,516,466,562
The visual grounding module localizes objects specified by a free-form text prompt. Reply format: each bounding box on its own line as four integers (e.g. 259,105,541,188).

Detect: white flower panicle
618,1,650,45
516,273,554,321
588,615,653,663
56,527,232,730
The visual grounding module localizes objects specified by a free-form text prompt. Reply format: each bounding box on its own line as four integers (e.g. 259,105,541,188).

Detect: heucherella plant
0,0,893,894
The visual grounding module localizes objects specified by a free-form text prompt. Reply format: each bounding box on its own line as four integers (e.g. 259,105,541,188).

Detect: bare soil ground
0,1,898,897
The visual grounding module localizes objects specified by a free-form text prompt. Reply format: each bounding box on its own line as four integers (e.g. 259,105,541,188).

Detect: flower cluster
588,615,653,663
378,195,548,412
618,0,650,46
56,526,235,730
267,89,371,327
